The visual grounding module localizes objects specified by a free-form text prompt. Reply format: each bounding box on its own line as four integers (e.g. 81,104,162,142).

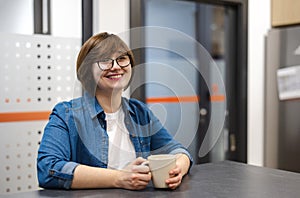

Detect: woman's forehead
98,48,127,57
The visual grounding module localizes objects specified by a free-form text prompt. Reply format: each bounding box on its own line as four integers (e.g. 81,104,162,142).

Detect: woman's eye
99,59,111,65
99,59,111,63
117,56,126,60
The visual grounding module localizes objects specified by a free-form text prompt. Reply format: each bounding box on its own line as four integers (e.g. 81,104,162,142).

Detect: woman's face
92,50,132,94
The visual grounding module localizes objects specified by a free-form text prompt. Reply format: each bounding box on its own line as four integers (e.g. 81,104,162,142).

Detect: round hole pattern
1,128,44,194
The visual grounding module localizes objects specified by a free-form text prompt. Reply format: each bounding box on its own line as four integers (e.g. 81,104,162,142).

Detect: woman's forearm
71,163,151,190
71,164,120,189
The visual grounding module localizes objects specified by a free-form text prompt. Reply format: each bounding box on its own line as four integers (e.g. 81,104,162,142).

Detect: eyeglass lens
98,55,130,70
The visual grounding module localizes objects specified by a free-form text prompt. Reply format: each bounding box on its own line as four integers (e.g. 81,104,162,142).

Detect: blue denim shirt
37,91,192,189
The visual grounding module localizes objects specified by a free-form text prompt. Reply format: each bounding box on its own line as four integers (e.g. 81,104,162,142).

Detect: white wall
247,0,270,166
93,0,129,35
51,0,81,38
0,0,33,34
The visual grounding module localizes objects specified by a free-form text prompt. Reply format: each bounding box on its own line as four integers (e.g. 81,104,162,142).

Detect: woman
37,32,192,190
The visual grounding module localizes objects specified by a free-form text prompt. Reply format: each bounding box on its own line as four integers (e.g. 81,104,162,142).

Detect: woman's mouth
105,74,123,79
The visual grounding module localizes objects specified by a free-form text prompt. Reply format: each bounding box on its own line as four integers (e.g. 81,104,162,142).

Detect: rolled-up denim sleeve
56,162,79,189
37,102,78,189
170,148,193,162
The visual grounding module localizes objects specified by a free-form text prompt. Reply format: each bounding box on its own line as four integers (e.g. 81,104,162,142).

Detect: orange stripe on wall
0,96,225,122
210,95,226,102
146,95,225,104
0,111,51,123
146,96,199,103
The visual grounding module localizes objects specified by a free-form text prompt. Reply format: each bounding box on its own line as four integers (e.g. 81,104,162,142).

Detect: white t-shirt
105,107,136,170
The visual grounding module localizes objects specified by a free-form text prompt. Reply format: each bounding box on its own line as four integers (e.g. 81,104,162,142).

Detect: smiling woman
92,51,132,96
76,33,135,96
37,32,193,190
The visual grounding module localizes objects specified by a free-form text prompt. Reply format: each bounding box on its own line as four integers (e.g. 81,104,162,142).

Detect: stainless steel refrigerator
265,26,300,173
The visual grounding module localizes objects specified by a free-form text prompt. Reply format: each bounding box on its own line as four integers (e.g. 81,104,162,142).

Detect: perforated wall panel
0,33,82,112
0,33,81,194
0,122,44,193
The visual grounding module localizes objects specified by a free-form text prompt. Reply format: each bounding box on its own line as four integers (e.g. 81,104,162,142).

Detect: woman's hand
166,154,190,190
165,165,183,189
116,157,151,190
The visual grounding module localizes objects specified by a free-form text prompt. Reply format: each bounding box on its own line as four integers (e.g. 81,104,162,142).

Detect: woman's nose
110,60,121,70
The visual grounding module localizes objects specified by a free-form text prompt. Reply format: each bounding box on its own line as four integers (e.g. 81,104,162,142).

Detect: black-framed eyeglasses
96,54,131,71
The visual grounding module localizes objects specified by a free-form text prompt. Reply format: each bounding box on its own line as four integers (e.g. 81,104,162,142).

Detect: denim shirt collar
83,91,135,119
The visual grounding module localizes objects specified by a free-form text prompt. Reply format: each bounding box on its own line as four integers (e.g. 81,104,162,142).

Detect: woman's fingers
131,172,152,182
129,173,151,190
132,164,150,173
166,174,182,189
118,170,151,190
131,157,147,165
166,166,183,189
169,166,181,177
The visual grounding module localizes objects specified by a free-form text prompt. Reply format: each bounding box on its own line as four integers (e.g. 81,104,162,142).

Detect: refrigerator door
265,26,300,172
